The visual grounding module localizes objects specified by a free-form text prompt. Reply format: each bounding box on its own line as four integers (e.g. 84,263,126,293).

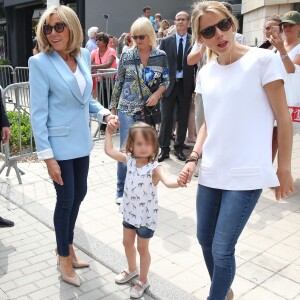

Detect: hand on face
270,32,285,53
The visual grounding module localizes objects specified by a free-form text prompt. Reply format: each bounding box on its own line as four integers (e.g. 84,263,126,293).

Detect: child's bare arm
153,166,187,188
104,130,126,163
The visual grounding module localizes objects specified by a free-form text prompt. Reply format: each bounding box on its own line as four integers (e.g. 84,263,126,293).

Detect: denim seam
225,190,258,297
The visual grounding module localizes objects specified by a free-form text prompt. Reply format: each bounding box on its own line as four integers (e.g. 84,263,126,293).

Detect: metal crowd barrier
0,82,34,184
0,69,118,183
15,67,29,83
91,69,118,141
0,66,30,89
0,65,15,89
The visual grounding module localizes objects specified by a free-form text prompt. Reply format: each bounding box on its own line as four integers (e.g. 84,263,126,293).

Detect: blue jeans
53,156,89,256
116,111,141,198
196,185,262,300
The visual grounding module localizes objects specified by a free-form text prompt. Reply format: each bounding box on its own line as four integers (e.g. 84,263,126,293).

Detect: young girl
105,122,186,299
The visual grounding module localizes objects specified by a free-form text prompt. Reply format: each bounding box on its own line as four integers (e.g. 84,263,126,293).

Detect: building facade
242,0,300,46
0,0,243,67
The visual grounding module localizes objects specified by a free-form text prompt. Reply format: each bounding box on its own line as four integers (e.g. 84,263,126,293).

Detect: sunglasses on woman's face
198,18,232,39
132,35,147,40
43,22,66,35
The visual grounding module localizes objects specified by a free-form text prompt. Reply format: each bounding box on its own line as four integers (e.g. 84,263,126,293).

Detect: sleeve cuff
37,148,54,160
96,109,111,124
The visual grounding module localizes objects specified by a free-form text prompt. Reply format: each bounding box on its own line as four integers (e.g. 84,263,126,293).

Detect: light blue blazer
29,48,110,161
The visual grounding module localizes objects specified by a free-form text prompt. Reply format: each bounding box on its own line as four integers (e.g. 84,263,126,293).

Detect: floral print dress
110,47,169,118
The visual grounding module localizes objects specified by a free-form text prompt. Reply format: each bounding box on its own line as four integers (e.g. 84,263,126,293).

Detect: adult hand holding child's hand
106,114,120,134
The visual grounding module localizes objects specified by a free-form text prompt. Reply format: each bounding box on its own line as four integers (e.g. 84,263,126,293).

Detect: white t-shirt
74,65,86,96
195,47,285,190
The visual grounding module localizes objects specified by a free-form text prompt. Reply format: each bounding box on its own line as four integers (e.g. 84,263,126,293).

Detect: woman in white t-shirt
271,10,300,73
178,2,294,300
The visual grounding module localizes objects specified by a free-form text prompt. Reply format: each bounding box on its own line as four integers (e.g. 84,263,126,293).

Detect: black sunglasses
43,22,66,35
198,18,232,39
132,35,147,40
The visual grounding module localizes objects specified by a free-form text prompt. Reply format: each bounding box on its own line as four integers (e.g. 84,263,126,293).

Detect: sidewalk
0,133,300,300
0,197,154,300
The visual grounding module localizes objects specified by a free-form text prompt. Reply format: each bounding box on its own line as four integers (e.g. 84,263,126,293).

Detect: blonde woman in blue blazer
29,5,119,287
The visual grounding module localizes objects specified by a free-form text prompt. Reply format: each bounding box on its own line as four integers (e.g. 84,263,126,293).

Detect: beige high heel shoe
227,289,234,300
68,245,90,268
56,248,90,268
55,250,80,287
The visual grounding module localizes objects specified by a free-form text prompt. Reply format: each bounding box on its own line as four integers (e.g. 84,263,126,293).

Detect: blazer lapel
172,34,177,59
48,51,84,104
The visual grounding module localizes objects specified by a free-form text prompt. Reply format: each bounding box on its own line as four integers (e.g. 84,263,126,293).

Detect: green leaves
6,111,35,154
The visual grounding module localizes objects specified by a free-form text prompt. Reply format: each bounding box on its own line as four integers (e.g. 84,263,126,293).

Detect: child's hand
177,170,189,187
178,162,196,185
106,114,120,133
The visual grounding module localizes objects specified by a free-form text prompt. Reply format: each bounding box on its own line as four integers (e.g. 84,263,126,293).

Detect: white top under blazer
195,47,285,190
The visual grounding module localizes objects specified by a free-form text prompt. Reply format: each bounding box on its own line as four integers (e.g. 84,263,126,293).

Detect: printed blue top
110,47,169,117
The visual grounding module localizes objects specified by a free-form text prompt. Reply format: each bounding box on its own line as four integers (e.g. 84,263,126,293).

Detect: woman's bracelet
185,155,198,165
191,151,200,159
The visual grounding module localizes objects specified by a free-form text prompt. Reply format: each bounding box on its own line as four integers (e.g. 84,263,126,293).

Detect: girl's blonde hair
36,5,83,56
191,0,239,61
125,122,159,162
130,17,157,49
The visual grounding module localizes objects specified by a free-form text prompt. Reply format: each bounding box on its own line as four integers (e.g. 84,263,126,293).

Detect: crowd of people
0,1,298,299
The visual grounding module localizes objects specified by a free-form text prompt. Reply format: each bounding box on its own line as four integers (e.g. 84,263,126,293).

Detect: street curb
0,178,197,300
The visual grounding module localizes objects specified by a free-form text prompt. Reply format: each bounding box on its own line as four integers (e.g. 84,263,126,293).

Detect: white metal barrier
91,69,118,141
0,82,34,184
0,65,15,89
15,67,29,83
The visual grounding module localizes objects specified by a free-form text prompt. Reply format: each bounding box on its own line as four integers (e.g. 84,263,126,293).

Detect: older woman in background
29,5,118,287
110,17,169,205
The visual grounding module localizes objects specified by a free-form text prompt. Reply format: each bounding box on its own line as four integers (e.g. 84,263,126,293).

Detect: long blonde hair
130,17,157,49
36,5,83,56
191,1,239,61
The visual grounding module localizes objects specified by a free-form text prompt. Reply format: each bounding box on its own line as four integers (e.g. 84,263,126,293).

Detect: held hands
177,162,197,186
1,127,10,144
45,158,63,185
105,114,120,134
274,169,294,201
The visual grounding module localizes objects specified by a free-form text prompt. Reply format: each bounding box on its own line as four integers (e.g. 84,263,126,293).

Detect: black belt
175,78,183,83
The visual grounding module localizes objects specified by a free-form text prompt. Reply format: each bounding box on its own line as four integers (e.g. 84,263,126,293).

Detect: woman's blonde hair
125,122,159,162
160,20,170,31
36,5,83,56
130,17,157,49
191,1,239,61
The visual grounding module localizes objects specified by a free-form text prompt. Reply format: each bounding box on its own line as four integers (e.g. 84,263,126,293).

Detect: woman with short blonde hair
29,4,118,288
36,5,83,56
110,16,169,212
130,17,157,49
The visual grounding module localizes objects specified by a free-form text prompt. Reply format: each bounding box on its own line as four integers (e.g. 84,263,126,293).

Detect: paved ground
0,132,300,300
